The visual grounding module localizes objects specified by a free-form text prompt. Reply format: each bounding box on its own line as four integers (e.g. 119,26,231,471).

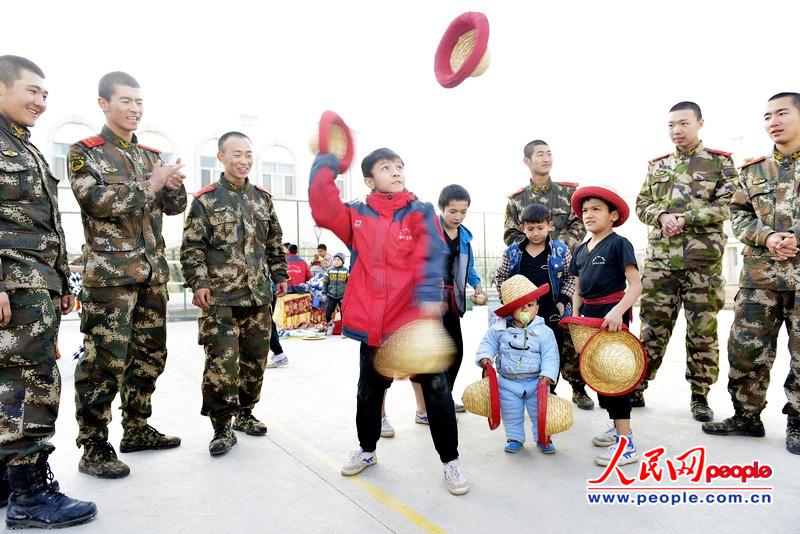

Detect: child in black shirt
568,187,642,466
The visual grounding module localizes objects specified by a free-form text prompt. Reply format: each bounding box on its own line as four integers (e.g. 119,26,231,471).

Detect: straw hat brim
537,381,573,446
318,110,353,174
373,319,455,379
434,12,490,88
461,366,501,430
494,283,550,317
570,186,630,227
579,330,648,396
558,316,629,352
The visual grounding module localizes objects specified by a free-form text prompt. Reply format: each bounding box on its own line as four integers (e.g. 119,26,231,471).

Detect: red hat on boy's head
434,12,490,88
494,275,549,318
570,186,630,227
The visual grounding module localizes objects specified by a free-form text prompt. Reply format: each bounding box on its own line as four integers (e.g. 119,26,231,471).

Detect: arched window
137,130,175,165
198,138,222,190
52,121,94,187
260,145,295,198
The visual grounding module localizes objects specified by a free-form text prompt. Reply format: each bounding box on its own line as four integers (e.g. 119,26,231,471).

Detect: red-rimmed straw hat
494,275,550,318
461,365,501,430
434,12,490,88
312,110,354,174
570,186,630,227
579,329,648,396
558,316,629,352
537,380,573,448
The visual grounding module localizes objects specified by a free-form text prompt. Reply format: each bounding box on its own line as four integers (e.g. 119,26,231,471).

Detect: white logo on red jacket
397,228,412,241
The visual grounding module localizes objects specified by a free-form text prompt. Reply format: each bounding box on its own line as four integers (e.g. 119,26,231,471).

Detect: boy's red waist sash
582,290,632,321
582,290,626,306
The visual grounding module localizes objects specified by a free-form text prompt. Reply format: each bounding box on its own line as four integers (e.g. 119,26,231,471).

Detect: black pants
357,343,459,463
325,296,342,323
442,309,464,394
269,292,283,355
581,302,631,420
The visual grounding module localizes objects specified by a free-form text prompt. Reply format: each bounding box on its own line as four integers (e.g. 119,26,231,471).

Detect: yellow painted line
266,418,446,534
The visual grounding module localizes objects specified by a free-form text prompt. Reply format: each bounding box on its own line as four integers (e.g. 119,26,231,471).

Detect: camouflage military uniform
0,115,70,466
181,174,288,421
503,179,584,249
725,149,800,417
636,142,736,395
68,126,187,446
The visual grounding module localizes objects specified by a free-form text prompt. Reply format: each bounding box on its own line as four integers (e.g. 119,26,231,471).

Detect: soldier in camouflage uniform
0,55,96,529
181,132,288,456
636,102,736,421
69,72,187,478
703,92,800,455
503,140,591,409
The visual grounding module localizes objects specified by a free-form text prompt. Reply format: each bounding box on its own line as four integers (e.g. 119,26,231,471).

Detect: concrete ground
28,306,800,534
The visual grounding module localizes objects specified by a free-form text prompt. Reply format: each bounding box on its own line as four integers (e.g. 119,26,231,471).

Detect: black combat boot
690,393,714,422
787,417,800,455
6,459,97,529
572,385,595,410
209,418,238,456
0,460,8,508
233,411,268,436
702,412,765,437
630,389,645,408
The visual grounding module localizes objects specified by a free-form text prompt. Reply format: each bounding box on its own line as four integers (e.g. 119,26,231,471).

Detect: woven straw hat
537,380,573,447
470,293,487,306
374,319,455,380
434,12,490,88
494,275,549,318
461,365,501,430
558,316,629,352
309,110,354,174
579,329,648,396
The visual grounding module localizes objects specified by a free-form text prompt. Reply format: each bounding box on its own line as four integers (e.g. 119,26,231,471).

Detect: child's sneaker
443,459,469,495
380,416,395,438
595,434,638,466
415,411,429,425
341,448,377,476
504,439,523,453
536,440,556,454
266,353,288,368
592,420,617,447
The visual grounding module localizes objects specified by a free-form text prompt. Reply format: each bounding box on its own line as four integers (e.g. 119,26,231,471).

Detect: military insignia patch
2,150,18,157
103,165,118,173
10,123,26,138
117,139,131,149
655,169,668,177
70,155,85,173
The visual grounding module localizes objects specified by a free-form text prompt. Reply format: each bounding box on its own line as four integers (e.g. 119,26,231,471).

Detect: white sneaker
326,322,335,336
592,420,617,447
341,448,377,476
443,459,469,495
415,411,429,425
595,434,639,466
266,353,288,368
380,416,395,438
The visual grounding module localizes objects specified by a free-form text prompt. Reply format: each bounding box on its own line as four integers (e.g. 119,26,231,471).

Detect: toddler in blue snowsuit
476,274,560,454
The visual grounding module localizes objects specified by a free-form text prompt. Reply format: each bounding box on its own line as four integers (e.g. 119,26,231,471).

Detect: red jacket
286,253,311,286
309,154,445,346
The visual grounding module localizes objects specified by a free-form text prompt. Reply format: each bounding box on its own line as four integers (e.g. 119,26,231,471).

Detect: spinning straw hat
537,380,573,448
579,329,648,396
494,275,549,318
309,110,354,174
434,12,490,88
461,365,501,430
558,316,628,352
374,319,455,380
570,186,630,227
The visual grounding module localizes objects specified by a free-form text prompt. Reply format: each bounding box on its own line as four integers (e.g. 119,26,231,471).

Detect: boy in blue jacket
477,275,560,453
